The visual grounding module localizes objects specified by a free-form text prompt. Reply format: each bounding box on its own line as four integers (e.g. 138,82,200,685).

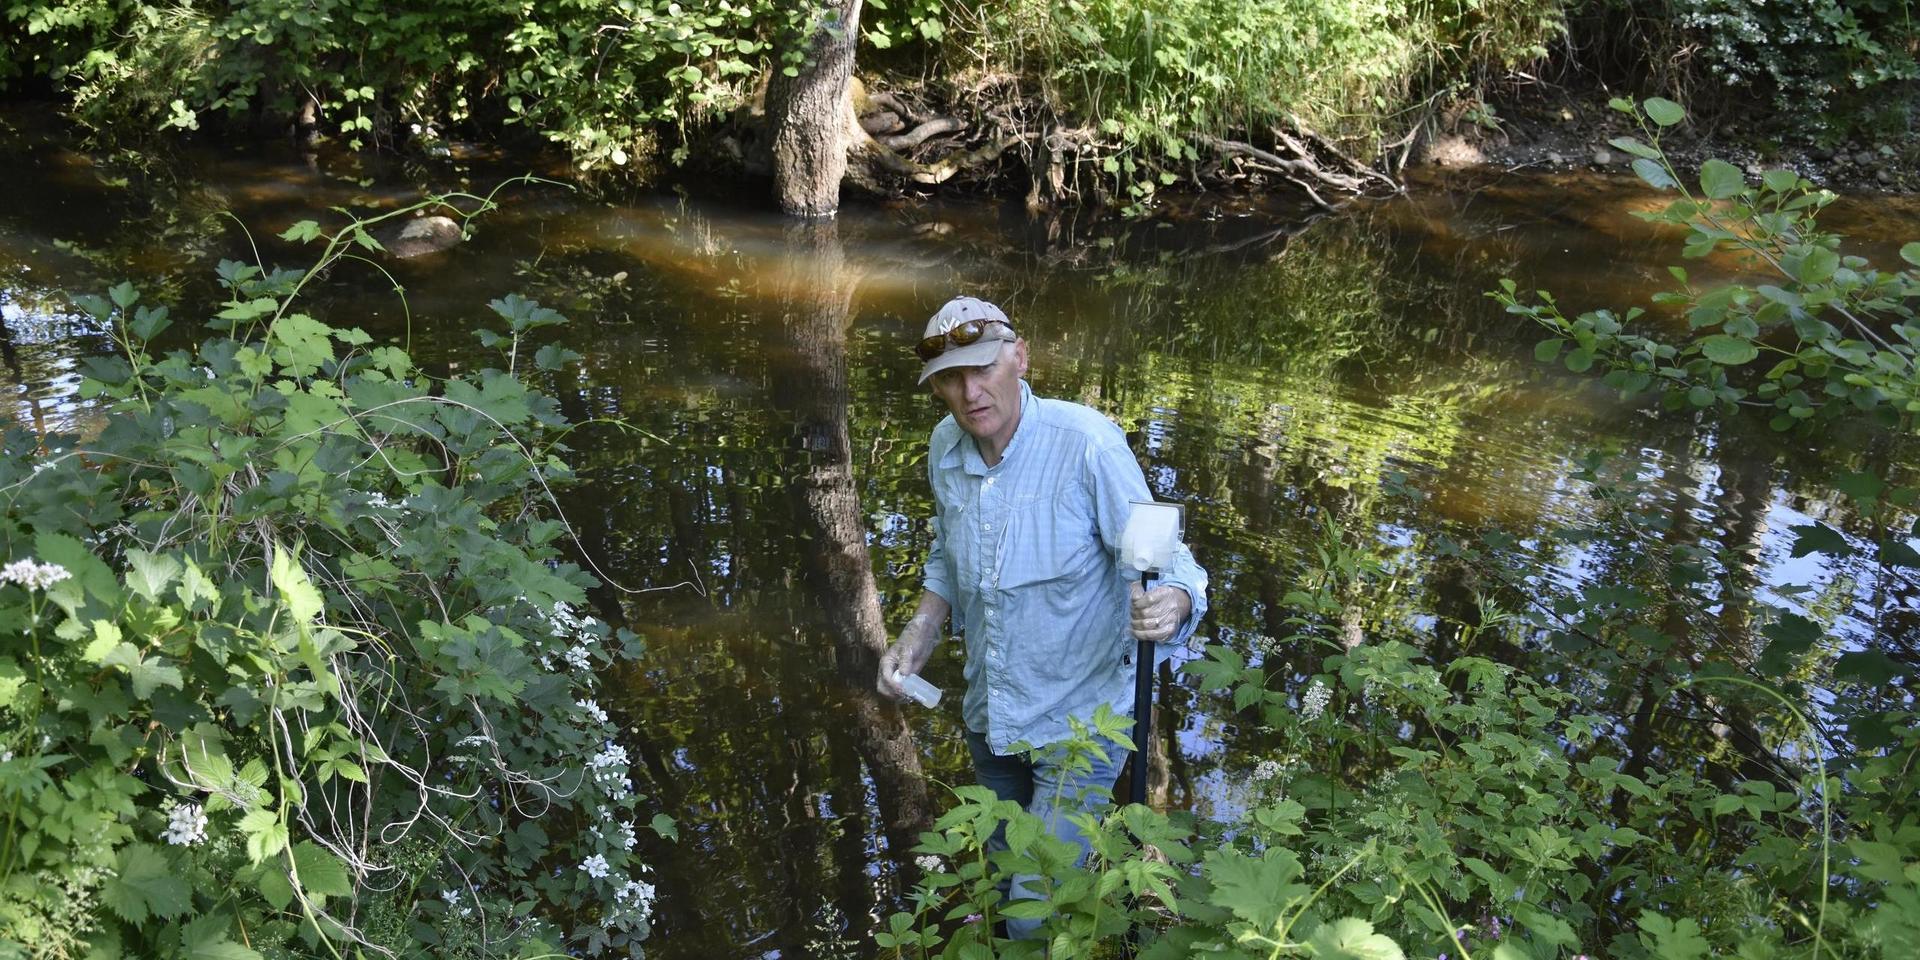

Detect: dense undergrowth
0,198,669,958
4,1,1913,195
872,103,1920,958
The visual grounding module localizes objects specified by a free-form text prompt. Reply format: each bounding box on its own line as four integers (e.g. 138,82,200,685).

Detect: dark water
4,108,1918,954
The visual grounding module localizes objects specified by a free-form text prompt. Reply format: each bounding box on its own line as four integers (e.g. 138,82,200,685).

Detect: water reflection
3,107,1918,953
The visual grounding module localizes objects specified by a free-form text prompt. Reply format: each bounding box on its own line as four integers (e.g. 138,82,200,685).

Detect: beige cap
917,296,1016,384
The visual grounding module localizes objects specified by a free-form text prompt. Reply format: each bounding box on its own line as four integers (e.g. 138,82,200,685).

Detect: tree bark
767,1,865,218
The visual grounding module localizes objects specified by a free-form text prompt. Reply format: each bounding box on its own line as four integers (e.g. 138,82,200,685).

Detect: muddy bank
1420,88,1919,196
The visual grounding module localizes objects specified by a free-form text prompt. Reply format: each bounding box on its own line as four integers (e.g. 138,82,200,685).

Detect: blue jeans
963,728,1132,939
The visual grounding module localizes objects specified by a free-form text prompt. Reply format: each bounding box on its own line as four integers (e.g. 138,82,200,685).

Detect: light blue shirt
922,381,1209,755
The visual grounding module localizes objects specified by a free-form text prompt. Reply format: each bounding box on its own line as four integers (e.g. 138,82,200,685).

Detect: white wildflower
577,699,609,724
563,644,591,671
161,802,209,846
580,854,610,879
588,744,629,771
615,877,657,922
0,558,72,592
914,854,942,872
440,887,473,917
618,821,637,851
1300,680,1331,722
1253,759,1283,781
618,877,657,924
588,743,632,794
550,602,585,637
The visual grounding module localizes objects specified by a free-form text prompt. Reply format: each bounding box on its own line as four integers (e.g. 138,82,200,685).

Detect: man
876,295,1208,936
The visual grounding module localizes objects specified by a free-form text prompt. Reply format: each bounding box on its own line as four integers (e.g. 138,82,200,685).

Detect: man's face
929,339,1029,451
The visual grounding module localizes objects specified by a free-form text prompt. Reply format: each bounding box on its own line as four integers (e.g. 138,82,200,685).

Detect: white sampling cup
892,670,943,708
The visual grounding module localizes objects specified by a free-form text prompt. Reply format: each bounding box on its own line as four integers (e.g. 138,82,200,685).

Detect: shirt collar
937,380,1034,476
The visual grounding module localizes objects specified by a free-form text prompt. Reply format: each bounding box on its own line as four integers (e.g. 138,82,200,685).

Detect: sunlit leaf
1642,97,1685,126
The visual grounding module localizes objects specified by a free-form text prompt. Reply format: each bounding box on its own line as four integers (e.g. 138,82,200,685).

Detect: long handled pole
1130,571,1155,806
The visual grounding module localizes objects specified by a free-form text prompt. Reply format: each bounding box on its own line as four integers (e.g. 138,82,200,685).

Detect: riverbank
1421,86,1920,196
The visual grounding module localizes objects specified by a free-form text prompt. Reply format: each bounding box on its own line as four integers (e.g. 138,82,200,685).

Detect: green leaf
1005,814,1040,853
1761,168,1799,194
1607,137,1661,160
1637,912,1710,960
270,544,324,625
278,220,323,244
1699,335,1758,364
102,844,192,923
1533,339,1565,362
1304,917,1405,960
1794,246,1839,284
1642,97,1685,127
1631,159,1677,190
1204,846,1303,929
109,281,140,310
257,864,294,910
291,840,354,901
1699,159,1746,200
651,813,679,840
533,343,583,371
126,549,183,602
0,658,22,711
1000,899,1054,919
1899,242,1920,266
82,620,124,663
181,914,266,960
1836,650,1907,684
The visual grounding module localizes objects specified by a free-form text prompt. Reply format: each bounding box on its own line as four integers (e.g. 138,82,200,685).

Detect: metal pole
1130,571,1155,806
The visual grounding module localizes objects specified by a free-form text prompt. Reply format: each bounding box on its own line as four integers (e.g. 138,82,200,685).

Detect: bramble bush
0,198,669,958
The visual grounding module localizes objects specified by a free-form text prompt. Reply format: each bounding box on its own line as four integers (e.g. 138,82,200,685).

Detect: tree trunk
767,1,864,218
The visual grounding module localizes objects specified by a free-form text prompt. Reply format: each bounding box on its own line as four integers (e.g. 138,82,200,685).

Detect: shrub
0,198,668,958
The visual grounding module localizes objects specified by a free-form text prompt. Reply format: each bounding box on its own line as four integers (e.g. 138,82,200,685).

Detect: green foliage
881,627,1919,957
1670,0,1918,135
4,0,1569,186
1498,98,1920,434
956,0,1565,205
0,198,666,957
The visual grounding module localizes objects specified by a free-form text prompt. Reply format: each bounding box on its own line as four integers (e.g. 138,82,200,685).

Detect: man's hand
1130,581,1192,643
877,614,940,701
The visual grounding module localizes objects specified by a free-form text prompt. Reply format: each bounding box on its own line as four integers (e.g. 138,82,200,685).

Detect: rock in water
380,215,463,259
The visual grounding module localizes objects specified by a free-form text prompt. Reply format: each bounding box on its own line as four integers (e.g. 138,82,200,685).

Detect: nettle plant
0,200,669,958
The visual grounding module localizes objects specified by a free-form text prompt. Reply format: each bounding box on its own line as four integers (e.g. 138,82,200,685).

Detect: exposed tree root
880,117,967,152
732,72,1403,212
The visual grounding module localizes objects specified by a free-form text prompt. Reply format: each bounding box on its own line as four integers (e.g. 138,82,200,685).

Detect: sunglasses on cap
915,319,1017,362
